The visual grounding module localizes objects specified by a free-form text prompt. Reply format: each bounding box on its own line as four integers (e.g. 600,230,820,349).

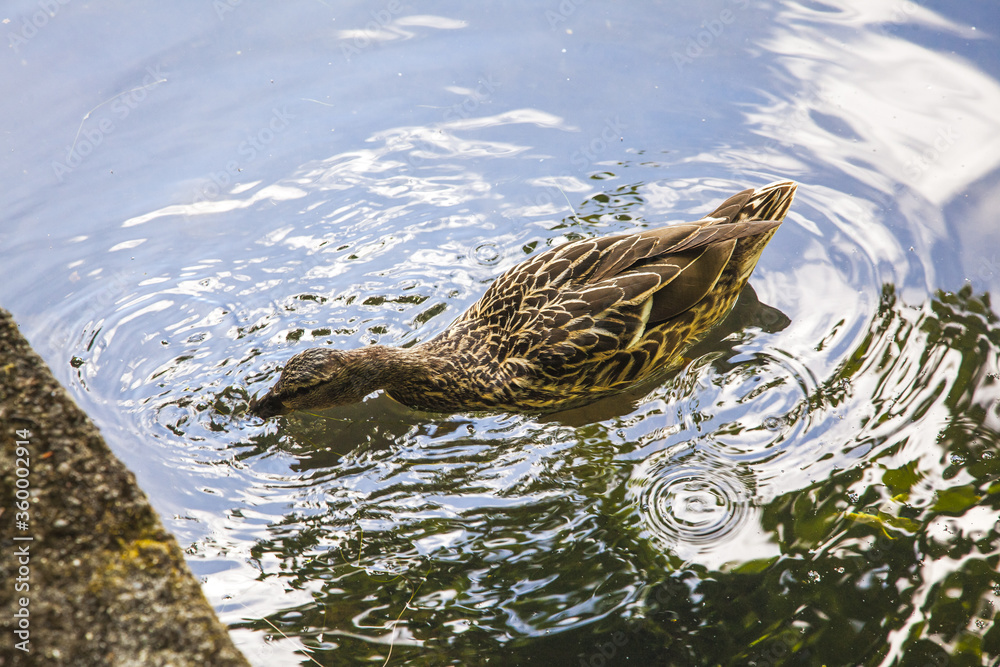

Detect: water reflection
9,0,997,663
626,443,766,569
52,152,1000,665
223,285,1000,665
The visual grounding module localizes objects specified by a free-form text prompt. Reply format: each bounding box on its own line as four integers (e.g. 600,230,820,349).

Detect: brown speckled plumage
248,180,797,418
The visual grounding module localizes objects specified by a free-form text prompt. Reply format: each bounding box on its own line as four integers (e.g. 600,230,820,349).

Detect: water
3,1,1000,665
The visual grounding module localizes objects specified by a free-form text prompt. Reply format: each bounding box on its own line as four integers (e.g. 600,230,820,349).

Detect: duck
248,180,797,418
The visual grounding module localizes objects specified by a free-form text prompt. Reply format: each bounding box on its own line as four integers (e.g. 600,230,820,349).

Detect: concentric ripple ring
628,444,758,565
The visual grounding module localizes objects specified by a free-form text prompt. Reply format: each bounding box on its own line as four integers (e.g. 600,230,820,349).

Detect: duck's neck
356,342,460,411
349,344,440,397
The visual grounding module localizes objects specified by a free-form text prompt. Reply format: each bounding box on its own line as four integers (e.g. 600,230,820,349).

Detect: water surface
3,1,1000,664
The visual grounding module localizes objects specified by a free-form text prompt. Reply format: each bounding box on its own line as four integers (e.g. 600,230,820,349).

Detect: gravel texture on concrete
0,308,249,666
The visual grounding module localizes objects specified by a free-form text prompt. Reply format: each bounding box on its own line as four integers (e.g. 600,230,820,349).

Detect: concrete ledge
0,309,249,666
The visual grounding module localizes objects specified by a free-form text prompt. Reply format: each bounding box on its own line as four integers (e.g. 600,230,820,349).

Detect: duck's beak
247,390,289,419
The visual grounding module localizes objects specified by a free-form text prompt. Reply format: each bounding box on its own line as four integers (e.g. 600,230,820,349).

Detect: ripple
472,241,502,266
718,348,816,450
656,347,815,463
627,444,772,569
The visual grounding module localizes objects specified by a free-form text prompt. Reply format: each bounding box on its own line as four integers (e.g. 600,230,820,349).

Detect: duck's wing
519,218,775,356
460,188,771,324
455,182,794,362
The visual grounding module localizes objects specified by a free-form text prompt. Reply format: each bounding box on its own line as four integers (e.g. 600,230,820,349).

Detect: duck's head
248,347,378,419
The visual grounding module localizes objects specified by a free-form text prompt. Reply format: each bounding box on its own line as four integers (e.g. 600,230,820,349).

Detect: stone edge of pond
0,308,250,667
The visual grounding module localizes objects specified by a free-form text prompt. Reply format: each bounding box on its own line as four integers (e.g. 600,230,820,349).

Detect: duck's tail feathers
743,180,797,223
706,180,797,225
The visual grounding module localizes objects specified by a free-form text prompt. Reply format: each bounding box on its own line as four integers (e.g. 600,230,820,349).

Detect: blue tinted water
3,1,1000,664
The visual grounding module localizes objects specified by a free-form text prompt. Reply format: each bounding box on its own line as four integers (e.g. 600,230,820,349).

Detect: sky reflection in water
2,0,1000,664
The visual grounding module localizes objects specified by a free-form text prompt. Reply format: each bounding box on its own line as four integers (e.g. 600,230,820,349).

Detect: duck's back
396,181,797,412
